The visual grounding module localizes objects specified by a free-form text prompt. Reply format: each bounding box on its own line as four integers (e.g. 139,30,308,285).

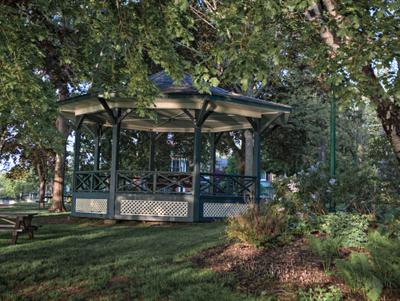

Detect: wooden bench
0,213,38,244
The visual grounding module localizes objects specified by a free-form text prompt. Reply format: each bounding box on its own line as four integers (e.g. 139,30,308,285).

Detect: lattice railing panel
75,198,108,214
120,200,188,217
203,202,248,218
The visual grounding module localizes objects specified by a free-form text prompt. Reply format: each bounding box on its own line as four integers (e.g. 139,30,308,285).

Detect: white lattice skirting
203,202,248,218
120,200,189,217
75,198,108,214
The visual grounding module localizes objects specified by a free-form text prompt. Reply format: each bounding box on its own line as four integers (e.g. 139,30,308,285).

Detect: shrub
367,231,400,289
288,212,313,236
226,203,288,248
273,167,327,215
298,286,342,301
274,162,399,215
317,212,369,247
375,203,400,238
308,236,342,272
335,253,382,301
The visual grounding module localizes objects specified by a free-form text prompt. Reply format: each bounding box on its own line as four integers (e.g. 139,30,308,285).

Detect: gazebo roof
59,71,292,133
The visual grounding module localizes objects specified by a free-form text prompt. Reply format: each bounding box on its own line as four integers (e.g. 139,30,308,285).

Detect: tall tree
0,1,194,210
187,1,400,165
303,0,400,163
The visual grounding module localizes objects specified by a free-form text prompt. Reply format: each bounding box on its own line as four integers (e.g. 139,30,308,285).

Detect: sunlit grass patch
0,208,256,300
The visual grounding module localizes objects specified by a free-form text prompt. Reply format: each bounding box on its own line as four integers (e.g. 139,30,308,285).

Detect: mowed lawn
0,204,255,301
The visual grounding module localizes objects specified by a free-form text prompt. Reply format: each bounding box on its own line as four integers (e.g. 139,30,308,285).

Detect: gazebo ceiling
59,71,292,133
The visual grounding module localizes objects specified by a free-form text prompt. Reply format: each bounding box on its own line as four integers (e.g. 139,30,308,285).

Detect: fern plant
335,253,382,301
308,236,342,272
367,231,400,289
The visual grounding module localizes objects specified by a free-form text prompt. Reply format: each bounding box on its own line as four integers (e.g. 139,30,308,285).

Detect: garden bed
192,238,398,300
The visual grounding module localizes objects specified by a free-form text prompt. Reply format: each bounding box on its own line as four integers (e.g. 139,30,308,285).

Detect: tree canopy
0,0,399,204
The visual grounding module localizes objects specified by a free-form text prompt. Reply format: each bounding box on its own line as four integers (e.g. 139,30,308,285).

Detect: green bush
375,203,400,238
335,253,382,301
226,203,289,248
273,167,327,215
367,231,400,288
273,163,398,215
318,212,369,247
298,286,342,301
308,236,342,272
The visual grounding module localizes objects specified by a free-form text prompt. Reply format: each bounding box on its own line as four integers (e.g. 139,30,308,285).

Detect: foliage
367,232,400,289
368,134,400,184
308,236,342,272
195,0,400,161
375,206,400,239
0,172,37,199
225,155,238,174
226,203,289,248
274,160,398,215
0,0,197,208
261,69,330,175
298,286,342,301
273,164,329,215
335,232,400,301
317,213,369,248
335,253,382,301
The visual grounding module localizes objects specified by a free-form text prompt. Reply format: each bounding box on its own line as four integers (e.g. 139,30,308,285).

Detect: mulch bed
192,238,365,300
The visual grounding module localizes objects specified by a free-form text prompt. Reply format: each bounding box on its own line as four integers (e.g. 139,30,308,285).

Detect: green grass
0,204,260,301
0,202,69,216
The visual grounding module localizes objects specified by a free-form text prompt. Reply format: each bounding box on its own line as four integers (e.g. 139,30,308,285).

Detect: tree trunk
244,130,254,176
49,115,68,212
37,163,46,209
377,101,400,164
235,151,245,176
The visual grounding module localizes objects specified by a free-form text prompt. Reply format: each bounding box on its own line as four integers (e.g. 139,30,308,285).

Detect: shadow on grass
0,219,258,301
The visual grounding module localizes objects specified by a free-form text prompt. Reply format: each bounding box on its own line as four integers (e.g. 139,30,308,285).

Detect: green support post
108,109,121,219
210,133,216,194
193,124,202,221
329,90,337,211
253,119,261,204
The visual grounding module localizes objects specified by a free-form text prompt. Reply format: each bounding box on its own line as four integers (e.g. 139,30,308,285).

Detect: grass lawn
0,204,259,301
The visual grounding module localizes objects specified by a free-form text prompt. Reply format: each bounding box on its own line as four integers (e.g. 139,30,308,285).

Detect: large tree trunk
377,101,400,164
244,130,254,176
37,163,46,209
49,115,68,212
49,83,69,212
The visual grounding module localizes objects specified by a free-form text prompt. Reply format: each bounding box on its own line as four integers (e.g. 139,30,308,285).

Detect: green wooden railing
74,170,265,198
117,171,193,194
199,173,256,196
75,171,111,192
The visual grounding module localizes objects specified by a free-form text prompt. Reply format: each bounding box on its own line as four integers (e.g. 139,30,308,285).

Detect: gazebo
60,71,292,222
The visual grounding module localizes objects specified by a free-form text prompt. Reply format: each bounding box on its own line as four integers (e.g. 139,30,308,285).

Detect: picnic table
0,212,38,244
